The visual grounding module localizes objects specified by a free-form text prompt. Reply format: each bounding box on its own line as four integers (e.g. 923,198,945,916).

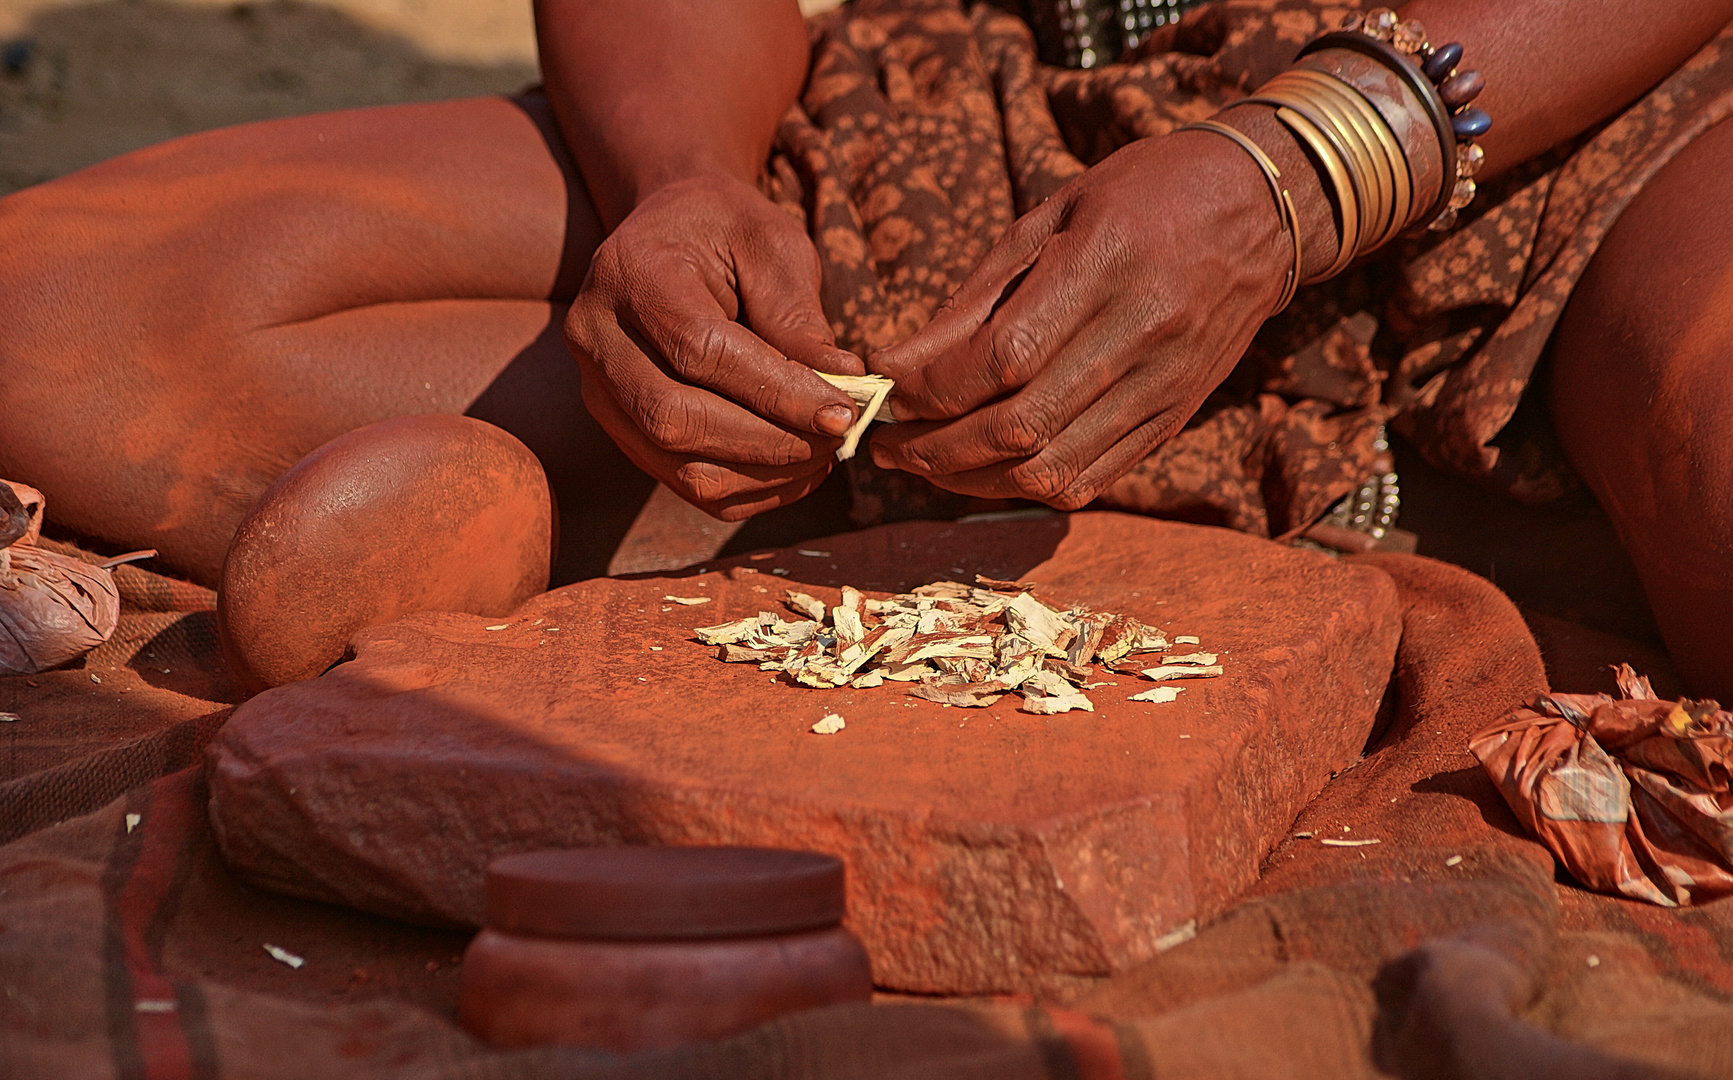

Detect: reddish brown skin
0,0,1731,691
1549,119,1733,702
218,415,553,693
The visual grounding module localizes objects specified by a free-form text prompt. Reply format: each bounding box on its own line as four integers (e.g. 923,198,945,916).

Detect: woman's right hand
563,172,865,520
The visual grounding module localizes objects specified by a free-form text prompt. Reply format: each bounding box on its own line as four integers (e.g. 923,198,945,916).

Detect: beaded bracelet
1300,8,1490,231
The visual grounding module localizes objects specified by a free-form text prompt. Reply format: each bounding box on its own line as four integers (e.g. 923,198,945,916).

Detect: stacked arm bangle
1176,119,1305,315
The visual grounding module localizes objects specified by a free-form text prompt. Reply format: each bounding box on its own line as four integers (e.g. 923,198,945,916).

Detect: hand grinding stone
217,415,553,693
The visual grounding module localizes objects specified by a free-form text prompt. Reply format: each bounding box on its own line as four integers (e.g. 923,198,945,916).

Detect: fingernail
815,405,854,436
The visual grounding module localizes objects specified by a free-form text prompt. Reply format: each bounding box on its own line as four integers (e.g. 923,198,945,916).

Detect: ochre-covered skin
217,415,552,693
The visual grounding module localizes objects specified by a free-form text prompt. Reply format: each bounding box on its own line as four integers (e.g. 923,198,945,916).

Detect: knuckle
675,460,743,506
670,321,731,382
641,393,703,451
985,408,1053,457
984,324,1042,387
1011,450,1084,503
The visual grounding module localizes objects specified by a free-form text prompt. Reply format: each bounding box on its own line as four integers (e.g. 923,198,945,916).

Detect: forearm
1218,0,1733,279
1410,0,1733,171
533,0,810,230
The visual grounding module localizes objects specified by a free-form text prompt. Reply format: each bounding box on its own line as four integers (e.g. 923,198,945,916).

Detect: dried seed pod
0,542,121,674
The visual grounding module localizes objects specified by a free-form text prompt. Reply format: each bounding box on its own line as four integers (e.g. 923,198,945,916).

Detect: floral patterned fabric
764,0,1733,537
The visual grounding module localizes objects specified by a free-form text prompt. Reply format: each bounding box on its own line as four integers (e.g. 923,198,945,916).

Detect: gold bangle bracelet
1293,82,1391,252
1177,119,1304,314
1283,70,1409,249
1247,96,1362,281
1286,69,1412,248
1257,76,1388,253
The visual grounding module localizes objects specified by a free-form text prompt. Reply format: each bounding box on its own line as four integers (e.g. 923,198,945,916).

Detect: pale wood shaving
1162,651,1218,666
1140,664,1224,681
818,372,896,461
1129,686,1183,703
693,575,1224,719
811,713,846,735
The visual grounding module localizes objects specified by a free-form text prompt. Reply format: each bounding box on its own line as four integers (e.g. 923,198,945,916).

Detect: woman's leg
1551,117,1733,700
0,93,653,587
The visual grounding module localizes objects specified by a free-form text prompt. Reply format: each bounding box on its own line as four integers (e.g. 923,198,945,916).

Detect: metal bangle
1277,73,1394,252
1298,31,1457,227
1177,119,1304,314
1246,95,1363,281
1282,69,1411,250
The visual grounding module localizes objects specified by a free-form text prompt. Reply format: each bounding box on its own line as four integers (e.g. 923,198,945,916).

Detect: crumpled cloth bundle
1471,665,1733,907
0,479,121,674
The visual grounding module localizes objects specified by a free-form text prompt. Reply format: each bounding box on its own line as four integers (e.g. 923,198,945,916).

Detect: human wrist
1212,103,1342,283
1214,10,1491,286
582,151,765,232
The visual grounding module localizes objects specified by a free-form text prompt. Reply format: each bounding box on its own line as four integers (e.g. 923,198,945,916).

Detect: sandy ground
0,0,840,194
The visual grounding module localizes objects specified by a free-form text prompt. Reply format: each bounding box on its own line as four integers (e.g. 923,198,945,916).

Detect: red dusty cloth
1471,667,1733,908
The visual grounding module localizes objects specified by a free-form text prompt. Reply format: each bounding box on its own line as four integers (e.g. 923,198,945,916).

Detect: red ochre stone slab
207,512,1401,994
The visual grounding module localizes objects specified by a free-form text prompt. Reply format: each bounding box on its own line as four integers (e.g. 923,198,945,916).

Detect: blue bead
1452,107,1491,139
1422,42,1462,82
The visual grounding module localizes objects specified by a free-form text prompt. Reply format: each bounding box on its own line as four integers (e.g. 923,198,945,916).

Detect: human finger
580,376,830,516
870,204,1062,409
868,309,1128,476
570,299,829,467
889,371,1188,507
881,230,1107,422
628,270,860,439
735,230,866,379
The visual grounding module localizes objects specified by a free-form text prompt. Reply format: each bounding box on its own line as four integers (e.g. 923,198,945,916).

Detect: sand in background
0,0,843,194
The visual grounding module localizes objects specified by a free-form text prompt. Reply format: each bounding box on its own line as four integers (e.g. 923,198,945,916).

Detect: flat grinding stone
207,513,1401,994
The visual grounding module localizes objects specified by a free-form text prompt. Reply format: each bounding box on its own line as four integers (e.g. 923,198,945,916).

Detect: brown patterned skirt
764,0,1733,536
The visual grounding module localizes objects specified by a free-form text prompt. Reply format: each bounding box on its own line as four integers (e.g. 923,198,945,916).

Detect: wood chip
1318,838,1380,847
663,596,712,606
1129,686,1182,703
910,682,1006,708
1174,635,1201,645
1021,692,1094,715
973,574,1036,592
716,644,774,663
818,372,896,461
484,625,510,631
810,713,846,735
1161,651,1217,666
1003,592,1077,657
0,712,17,722
263,944,305,969
693,578,1225,723
1141,664,1224,681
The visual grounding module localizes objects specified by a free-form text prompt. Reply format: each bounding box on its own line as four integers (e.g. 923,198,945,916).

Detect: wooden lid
484,847,846,940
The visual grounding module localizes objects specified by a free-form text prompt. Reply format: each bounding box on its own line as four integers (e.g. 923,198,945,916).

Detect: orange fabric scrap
1470,665,1733,907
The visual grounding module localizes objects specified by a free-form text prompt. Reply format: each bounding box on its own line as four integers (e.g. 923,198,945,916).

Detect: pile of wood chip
694,576,1221,714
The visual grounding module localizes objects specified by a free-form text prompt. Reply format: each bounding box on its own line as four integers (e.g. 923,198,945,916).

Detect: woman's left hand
867,127,1298,509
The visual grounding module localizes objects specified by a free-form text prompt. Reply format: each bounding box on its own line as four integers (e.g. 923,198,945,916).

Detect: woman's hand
867,127,1299,509
564,172,865,520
